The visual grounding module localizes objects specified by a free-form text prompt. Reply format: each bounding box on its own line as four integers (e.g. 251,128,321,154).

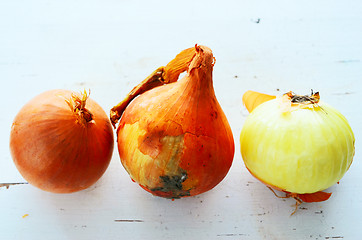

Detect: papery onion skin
116,46,235,198
240,98,355,194
10,89,114,193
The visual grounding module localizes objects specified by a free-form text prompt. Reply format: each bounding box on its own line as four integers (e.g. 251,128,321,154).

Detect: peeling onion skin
10,90,114,193
240,97,355,195
116,46,235,198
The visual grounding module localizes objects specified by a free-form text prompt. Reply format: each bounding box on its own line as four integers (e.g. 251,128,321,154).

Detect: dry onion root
240,90,355,214
10,89,114,193
111,45,235,198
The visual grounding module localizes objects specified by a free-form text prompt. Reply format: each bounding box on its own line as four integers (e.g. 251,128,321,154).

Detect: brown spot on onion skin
150,172,190,198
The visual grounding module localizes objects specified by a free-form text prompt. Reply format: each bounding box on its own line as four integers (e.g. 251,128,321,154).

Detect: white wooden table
1,1,361,239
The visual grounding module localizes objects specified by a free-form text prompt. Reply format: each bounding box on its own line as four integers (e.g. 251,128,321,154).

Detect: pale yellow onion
240,96,355,194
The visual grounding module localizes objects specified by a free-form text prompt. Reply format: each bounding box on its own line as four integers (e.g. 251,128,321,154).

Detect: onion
111,45,235,198
10,89,114,193
240,90,355,211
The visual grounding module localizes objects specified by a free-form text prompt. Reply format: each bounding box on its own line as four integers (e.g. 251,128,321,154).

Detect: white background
1,0,361,239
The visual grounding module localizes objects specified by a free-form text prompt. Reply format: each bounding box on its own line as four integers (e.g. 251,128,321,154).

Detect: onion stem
66,90,93,124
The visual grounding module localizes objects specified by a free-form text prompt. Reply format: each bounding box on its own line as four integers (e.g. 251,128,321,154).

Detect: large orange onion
10,89,114,193
111,45,235,198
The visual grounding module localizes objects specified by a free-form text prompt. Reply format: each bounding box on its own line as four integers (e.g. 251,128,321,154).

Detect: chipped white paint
1,0,362,239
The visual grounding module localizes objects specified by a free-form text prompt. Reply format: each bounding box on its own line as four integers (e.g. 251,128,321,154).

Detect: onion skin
10,90,114,193
240,93,355,196
115,46,235,198
242,90,276,112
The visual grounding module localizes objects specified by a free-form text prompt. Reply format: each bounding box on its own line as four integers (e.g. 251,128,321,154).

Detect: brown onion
10,89,114,193
111,45,235,198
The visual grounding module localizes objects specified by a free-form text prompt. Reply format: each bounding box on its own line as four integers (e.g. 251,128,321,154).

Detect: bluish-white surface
1,1,361,239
